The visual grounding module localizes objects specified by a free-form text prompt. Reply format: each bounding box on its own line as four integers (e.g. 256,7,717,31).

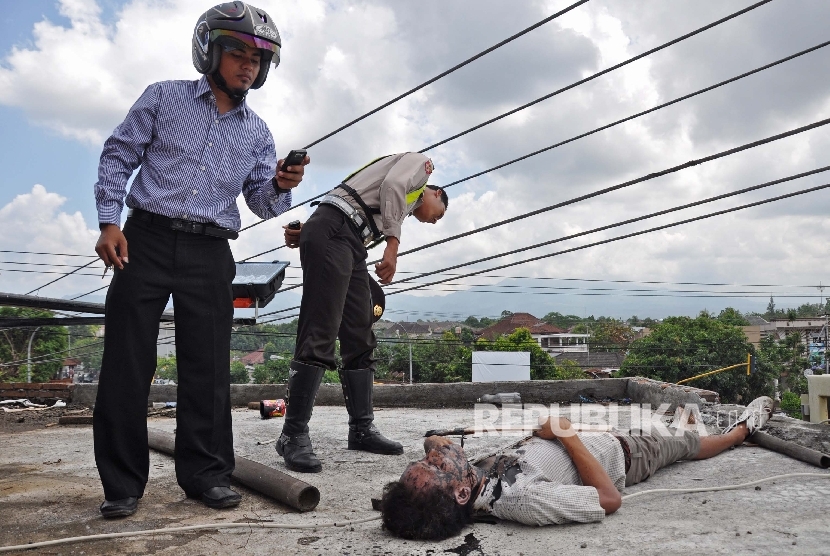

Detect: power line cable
380,286,822,299
418,0,773,153
239,244,287,262
438,39,830,190
25,259,98,295
391,164,828,285
0,261,99,268
244,118,830,295
0,250,95,258
69,285,110,300
236,1,589,235
0,268,103,277
301,0,590,150
234,1,789,252
388,181,830,296
389,117,830,268
391,270,820,289
382,280,819,295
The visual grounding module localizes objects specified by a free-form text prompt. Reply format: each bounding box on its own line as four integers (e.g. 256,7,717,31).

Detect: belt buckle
170,219,185,231
171,219,197,233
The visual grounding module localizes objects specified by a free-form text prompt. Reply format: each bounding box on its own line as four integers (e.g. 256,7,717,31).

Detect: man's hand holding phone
275,149,310,191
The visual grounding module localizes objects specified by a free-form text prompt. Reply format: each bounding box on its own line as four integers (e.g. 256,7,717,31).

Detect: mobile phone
280,149,307,172
287,220,301,230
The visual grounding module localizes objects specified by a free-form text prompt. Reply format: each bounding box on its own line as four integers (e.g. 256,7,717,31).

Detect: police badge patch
424,159,434,175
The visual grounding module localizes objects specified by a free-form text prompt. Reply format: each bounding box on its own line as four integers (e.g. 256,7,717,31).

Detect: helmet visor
210,29,280,64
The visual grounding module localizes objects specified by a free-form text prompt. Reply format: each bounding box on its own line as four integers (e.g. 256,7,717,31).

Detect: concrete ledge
1,382,71,401
70,377,719,410
625,377,719,409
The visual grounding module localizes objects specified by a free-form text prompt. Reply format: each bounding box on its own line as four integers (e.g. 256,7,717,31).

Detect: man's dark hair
380,480,472,540
426,184,448,209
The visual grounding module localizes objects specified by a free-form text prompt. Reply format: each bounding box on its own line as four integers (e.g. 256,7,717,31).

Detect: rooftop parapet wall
70,377,718,410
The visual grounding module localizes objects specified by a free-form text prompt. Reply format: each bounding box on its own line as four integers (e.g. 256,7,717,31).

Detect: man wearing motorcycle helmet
92,2,308,518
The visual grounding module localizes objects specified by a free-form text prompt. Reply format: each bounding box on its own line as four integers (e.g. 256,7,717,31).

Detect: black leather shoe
340,368,404,455
348,424,404,455
199,486,241,509
100,497,138,518
277,361,326,473
276,433,323,473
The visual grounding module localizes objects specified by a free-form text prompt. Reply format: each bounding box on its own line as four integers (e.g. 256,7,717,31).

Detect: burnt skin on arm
535,417,622,515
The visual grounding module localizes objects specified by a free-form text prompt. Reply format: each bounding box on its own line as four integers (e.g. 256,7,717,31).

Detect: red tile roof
478,313,565,340
240,348,265,366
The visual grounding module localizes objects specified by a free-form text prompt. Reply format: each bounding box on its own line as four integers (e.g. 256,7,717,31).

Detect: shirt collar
194,75,251,120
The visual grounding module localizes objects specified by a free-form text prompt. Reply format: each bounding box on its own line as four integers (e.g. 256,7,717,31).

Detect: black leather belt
128,208,238,240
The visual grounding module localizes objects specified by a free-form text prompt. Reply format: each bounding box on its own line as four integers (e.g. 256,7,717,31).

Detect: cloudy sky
2,0,830,322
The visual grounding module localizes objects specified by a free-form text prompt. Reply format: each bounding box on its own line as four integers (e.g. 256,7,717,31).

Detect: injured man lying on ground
380,396,773,540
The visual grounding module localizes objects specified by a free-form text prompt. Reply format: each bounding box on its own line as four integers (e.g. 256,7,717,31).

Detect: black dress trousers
93,217,236,500
294,205,377,371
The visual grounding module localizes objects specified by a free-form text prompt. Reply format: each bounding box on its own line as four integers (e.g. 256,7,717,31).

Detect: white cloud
0,185,99,298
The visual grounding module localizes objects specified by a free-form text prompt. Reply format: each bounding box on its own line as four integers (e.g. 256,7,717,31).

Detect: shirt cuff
272,176,291,195
382,222,401,240
96,201,123,227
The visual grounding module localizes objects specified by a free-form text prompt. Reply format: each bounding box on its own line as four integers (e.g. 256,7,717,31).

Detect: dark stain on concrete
445,532,484,555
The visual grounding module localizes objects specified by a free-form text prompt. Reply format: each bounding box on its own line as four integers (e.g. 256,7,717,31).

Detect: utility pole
409,339,413,385
820,283,828,375
26,326,41,383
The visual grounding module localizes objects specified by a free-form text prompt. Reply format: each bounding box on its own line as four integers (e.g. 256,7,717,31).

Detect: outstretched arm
535,417,622,515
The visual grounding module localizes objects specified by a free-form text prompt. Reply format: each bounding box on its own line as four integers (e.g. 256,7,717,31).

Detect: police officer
278,153,448,473
92,2,308,517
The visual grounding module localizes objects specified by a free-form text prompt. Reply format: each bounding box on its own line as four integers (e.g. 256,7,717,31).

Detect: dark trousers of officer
294,205,376,371
93,217,236,501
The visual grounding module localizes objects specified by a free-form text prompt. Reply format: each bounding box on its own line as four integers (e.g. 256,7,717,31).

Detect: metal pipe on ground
147,428,320,512
751,431,830,468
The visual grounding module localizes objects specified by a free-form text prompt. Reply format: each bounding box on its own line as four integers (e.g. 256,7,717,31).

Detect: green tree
68,324,104,376
780,390,802,419
0,308,68,382
156,355,178,382
541,311,583,330
230,320,298,353
230,360,249,384
766,296,776,319
463,316,496,328
619,312,773,403
589,320,634,352
717,307,750,326
251,357,291,384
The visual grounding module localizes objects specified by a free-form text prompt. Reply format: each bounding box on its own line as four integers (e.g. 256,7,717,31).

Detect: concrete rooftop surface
2,402,830,556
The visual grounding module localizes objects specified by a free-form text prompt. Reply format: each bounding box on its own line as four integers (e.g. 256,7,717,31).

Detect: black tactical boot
276,361,326,472
340,368,403,455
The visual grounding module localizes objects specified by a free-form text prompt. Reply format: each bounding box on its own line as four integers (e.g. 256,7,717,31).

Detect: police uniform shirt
330,152,433,240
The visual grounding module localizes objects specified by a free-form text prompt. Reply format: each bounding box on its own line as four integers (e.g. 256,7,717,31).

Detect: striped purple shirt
94,76,291,231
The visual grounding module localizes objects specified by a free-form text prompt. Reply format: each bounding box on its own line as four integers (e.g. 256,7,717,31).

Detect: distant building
477,313,564,341
383,321,433,337
477,312,596,355
56,357,82,381
240,348,265,367
770,317,827,344
157,322,176,357
427,321,466,336
552,351,625,372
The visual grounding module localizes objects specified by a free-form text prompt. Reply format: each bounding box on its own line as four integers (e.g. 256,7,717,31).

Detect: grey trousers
623,428,701,487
